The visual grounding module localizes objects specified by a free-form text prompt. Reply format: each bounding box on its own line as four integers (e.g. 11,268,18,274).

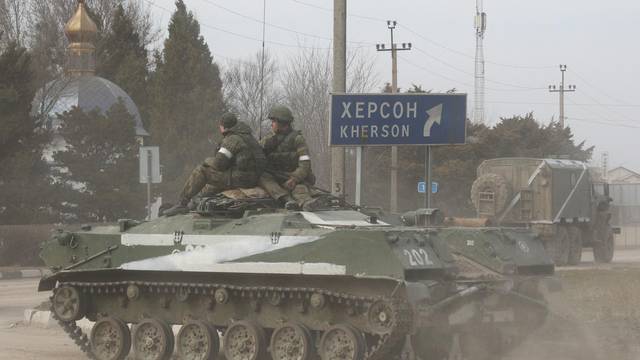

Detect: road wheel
132,318,174,360
90,317,131,360
52,285,85,322
545,226,569,266
593,229,615,263
223,320,267,360
319,324,365,360
176,320,220,360
567,226,583,265
270,322,313,360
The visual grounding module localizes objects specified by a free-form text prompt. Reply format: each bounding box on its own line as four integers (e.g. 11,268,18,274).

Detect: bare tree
223,51,282,136
0,0,28,47
280,47,378,187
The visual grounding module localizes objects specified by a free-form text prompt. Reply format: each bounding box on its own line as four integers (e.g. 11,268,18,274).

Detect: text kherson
339,101,418,119
339,124,411,139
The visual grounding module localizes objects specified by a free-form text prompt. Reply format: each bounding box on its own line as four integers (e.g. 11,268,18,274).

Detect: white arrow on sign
423,104,443,137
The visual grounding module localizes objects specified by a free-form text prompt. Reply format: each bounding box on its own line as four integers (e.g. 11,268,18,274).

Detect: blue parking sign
418,181,438,194
418,182,426,193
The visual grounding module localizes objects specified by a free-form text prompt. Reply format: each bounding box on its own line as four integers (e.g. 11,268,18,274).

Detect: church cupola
64,0,98,76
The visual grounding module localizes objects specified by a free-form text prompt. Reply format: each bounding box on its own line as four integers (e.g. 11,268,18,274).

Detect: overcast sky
147,0,640,172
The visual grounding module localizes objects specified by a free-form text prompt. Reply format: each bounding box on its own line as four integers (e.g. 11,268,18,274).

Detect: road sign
139,146,161,184
331,93,467,146
418,181,438,194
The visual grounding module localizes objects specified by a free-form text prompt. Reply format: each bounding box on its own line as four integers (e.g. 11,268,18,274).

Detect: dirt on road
508,264,640,360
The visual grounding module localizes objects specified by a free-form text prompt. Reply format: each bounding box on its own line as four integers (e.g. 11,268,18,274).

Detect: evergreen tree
0,43,54,224
96,4,148,125
52,102,145,222
148,0,224,199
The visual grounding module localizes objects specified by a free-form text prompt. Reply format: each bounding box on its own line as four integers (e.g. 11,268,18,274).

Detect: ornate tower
64,0,98,76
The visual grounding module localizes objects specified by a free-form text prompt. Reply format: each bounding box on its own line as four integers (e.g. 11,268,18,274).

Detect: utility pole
548,64,576,128
331,0,346,198
376,20,411,213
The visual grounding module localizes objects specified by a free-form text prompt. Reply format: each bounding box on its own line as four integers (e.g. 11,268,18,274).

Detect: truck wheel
470,173,511,217
545,227,569,266
593,230,615,263
567,226,583,265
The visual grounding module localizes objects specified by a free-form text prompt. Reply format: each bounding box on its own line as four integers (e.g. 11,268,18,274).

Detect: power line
566,97,638,128
573,86,637,125
403,26,554,70
291,0,381,22
197,0,376,47
486,100,640,107
568,69,635,107
144,0,345,50
568,117,640,129
291,0,556,70
399,54,542,92
413,47,545,90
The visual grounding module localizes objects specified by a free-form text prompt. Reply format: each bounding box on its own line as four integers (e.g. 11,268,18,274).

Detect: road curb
0,269,49,280
23,309,93,331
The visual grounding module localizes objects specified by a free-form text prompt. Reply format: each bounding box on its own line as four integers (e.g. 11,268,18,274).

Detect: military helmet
219,112,238,128
268,105,294,123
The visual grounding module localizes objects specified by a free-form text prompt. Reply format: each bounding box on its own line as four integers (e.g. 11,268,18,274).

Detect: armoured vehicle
470,157,617,265
40,190,555,360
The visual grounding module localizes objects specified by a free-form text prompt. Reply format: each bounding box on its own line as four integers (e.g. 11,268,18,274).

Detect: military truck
470,157,616,265
39,190,556,360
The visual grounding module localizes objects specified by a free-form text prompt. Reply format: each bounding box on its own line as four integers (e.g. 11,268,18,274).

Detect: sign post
330,93,466,210
139,146,162,220
426,146,431,208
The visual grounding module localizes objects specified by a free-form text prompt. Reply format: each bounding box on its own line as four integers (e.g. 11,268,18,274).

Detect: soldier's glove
284,178,297,190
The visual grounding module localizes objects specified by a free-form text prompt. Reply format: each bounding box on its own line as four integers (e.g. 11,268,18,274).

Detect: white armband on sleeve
218,147,233,159
299,155,311,161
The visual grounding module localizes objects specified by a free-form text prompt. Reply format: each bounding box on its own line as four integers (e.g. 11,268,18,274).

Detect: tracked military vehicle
40,190,555,360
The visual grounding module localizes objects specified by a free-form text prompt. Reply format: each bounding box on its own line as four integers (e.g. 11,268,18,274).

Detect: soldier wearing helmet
163,112,266,216
259,105,319,211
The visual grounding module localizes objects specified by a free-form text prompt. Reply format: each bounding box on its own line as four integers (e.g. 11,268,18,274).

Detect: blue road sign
418,181,438,194
331,93,467,146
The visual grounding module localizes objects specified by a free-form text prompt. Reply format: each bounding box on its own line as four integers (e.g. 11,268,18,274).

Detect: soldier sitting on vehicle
259,105,320,211
163,112,266,216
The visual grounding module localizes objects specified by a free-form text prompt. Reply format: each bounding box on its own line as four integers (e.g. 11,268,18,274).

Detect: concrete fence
616,226,640,249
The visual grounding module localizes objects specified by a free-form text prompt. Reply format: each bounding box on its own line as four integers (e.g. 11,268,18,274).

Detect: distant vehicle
39,189,555,360
471,157,617,265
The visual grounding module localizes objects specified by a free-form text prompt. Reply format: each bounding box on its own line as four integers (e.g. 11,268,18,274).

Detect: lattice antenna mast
474,0,487,123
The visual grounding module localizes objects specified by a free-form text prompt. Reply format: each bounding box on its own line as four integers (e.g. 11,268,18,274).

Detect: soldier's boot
277,194,299,210
301,197,322,212
162,198,190,217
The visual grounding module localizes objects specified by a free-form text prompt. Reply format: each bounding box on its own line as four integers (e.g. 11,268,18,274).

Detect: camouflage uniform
177,121,266,205
259,128,315,207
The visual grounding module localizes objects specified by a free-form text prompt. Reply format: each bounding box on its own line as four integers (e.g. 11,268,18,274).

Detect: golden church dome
64,0,98,47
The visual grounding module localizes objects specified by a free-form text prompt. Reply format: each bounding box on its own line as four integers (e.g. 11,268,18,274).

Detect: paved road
2,248,640,360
